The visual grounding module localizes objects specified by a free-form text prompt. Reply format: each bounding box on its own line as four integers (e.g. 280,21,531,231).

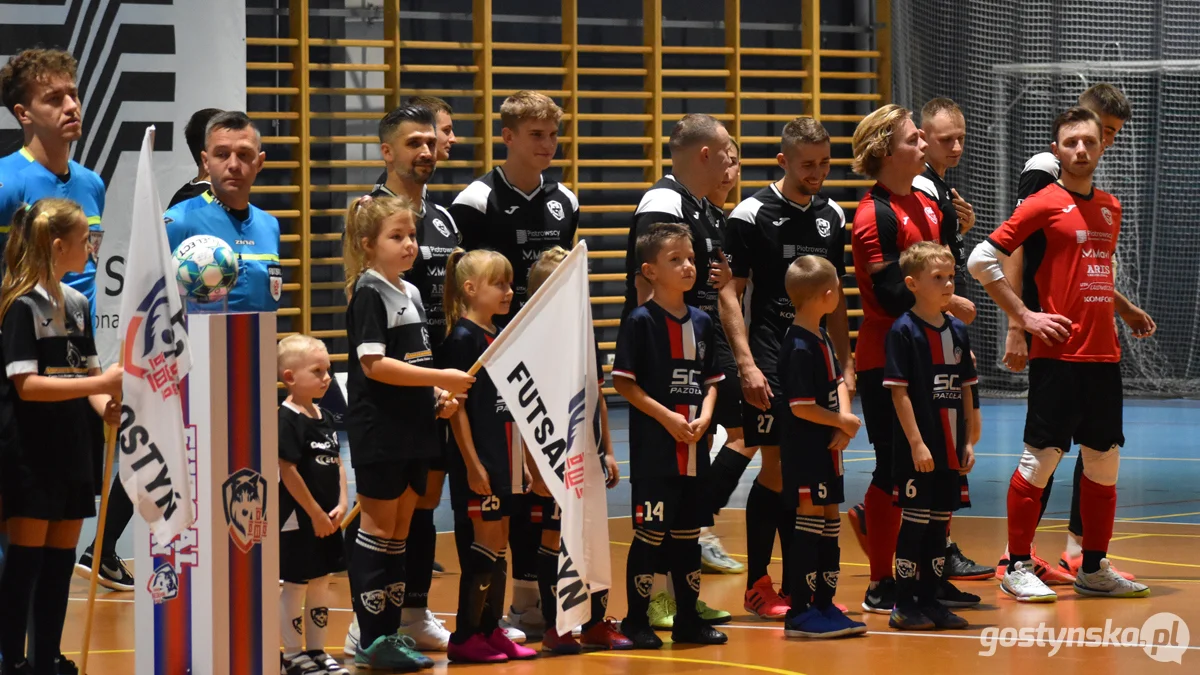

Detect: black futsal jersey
439,317,524,496
278,402,342,524
779,325,845,504
612,301,724,479
883,311,978,474
450,167,579,320
912,165,966,281
372,186,460,345
345,270,439,465
726,184,846,387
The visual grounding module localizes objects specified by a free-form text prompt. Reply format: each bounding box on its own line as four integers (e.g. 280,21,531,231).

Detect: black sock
508,497,541,586
745,482,780,589
32,547,75,670
537,545,559,629
452,542,498,644
384,539,406,633
788,515,823,613
776,499,795,598
708,448,752,513
481,549,508,634
667,529,701,628
0,544,43,662
1082,550,1104,574
815,518,841,609
351,530,394,649
623,527,662,626
405,509,435,610
583,588,609,630
1037,470,1055,523
895,508,929,608
1069,454,1085,539
99,475,134,555
920,513,950,605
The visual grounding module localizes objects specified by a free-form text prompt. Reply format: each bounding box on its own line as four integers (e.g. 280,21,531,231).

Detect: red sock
1006,470,1042,557
864,484,901,581
1079,475,1116,553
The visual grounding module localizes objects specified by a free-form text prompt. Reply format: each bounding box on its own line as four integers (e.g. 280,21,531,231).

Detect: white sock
1065,532,1083,559
666,572,676,600
281,581,306,657
305,575,334,653
512,580,539,612
650,573,669,598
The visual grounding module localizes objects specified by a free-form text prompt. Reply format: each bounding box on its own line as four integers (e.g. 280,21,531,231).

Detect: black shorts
713,337,744,430
630,476,713,533
428,419,451,473
532,496,562,533
857,368,896,492
450,490,511,522
1024,359,1124,451
354,459,429,501
280,515,347,583
892,470,961,512
782,445,845,508
742,377,785,448
2,464,95,521
959,474,971,508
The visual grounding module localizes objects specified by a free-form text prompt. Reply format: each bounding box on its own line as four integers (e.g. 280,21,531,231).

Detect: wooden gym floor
65,400,1200,674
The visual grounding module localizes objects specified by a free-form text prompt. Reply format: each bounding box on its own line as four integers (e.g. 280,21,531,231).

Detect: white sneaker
398,608,450,651
1073,558,1151,598
343,616,360,657
508,604,545,640
498,617,527,644
1001,560,1058,602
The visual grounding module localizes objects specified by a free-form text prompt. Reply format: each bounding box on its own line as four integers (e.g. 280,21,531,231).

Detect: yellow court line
62,649,133,656
1107,533,1155,544
587,651,809,675
1118,510,1200,522
1106,553,1200,569
1140,577,1200,584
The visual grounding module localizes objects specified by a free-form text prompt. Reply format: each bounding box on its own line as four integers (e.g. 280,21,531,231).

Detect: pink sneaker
486,628,539,660
447,634,508,664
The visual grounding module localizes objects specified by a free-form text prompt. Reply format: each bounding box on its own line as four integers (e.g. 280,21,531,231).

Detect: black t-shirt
279,402,342,524
450,167,579,323
726,184,846,383
168,179,211,208
779,325,843,456
439,317,520,495
345,270,438,465
612,301,723,479
1,283,99,482
371,187,461,347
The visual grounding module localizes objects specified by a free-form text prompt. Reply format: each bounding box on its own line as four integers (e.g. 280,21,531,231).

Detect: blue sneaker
353,634,425,672
820,604,868,636
784,606,859,639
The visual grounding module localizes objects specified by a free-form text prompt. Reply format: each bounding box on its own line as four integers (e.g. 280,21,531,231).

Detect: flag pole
340,359,484,530
80,349,124,675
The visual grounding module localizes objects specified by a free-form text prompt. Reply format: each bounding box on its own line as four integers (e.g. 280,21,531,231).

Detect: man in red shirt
849,104,976,613
968,107,1151,602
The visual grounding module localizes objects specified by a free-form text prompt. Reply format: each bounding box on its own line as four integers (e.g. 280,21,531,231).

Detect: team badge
292,617,303,635
361,590,387,615
816,218,831,237
953,346,963,364
147,562,180,604
924,206,939,225
1100,206,1114,225
547,200,565,221
73,310,86,332
823,571,839,588
634,574,655,598
805,571,818,591
66,341,85,369
686,570,702,593
222,468,268,553
697,341,706,360
269,265,283,302
932,556,946,578
386,581,406,607
432,217,451,238
896,558,918,579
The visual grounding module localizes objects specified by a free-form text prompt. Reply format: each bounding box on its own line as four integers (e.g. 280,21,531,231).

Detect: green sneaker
353,634,426,672
647,591,676,630
696,599,732,626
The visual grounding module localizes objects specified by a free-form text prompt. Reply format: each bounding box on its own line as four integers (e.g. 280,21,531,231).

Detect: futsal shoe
784,606,861,639
997,547,1074,585
697,599,732,626
447,634,507,664
920,603,969,630
821,604,868,636
945,542,994,580
541,627,582,655
281,652,322,675
620,619,664,649
431,560,445,578
580,619,635,650
75,545,135,592
1000,561,1058,602
861,577,897,614
699,532,746,574
1060,552,1135,581
308,651,350,675
486,627,539,660
647,591,676,629
936,579,981,607
344,617,360,657
507,604,545,641
497,617,528,644
744,575,790,619
671,621,729,645
353,635,425,672
1073,559,1151,598
888,605,935,630
847,503,870,556
398,608,450,651
1,660,33,675
53,657,79,675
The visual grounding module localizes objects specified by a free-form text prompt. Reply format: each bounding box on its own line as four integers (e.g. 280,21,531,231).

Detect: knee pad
1017,444,1063,488
1080,445,1120,486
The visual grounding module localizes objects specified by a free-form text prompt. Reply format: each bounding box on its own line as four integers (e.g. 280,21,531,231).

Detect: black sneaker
888,605,935,630
431,560,445,578
861,577,896,614
55,656,79,675
946,542,994,580
936,579,981,607
281,653,322,675
619,619,663,650
75,545,135,592
671,622,728,646
2,659,33,675
921,602,969,630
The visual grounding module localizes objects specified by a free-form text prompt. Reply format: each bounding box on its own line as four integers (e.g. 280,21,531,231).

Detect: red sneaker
1059,552,1135,581
542,628,581,655
486,628,539,660
580,619,634,651
744,575,789,620
847,503,870,557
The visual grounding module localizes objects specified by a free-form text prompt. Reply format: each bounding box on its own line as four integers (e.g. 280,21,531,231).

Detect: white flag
477,241,611,637
117,126,194,542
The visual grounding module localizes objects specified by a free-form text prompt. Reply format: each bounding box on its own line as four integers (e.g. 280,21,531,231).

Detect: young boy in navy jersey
884,242,979,630
612,223,728,650
778,256,867,639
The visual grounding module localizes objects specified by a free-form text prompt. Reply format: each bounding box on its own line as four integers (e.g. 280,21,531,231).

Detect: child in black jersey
0,199,122,675
439,248,539,664
342,194,474,671
277,335,349,675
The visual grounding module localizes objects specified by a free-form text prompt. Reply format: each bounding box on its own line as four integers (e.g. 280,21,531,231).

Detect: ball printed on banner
173,235,239,302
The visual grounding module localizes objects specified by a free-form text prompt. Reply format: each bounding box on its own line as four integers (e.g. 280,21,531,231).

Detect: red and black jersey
850,183,944,371
986,183,1121,363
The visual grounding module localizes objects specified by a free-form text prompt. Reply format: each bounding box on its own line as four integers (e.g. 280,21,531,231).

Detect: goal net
891,0,1200,397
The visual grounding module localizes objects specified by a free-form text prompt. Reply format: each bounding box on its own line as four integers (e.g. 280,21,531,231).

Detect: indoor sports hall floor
71,399,1200,674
